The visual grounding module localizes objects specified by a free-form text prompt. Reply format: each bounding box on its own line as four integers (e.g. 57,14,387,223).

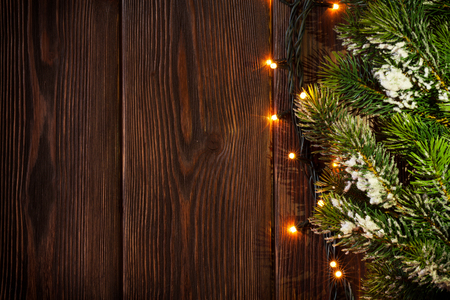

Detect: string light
265,59,277,69
269,0,350,298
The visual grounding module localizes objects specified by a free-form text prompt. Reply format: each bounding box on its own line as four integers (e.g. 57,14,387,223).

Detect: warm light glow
330,261,337,268
317,200,325,207
266,59,273,66
270,62,278,69
335,270,343,278
332,3,339,9
332,162,339,168
289,226,298,233
271,114,278,121
288,153,296,159
299,92,307,99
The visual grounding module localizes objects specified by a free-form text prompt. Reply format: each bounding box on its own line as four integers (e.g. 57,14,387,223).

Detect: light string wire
276,1,355,299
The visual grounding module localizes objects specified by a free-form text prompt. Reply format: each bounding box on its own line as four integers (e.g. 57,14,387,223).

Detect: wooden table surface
1,0,363,299
272,2,366,299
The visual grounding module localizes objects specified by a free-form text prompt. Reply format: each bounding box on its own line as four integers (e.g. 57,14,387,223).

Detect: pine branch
293,84,348,160
383,114,450,200
359,0,450,93
294,1,450,297
383,113,450,154
361,258,450,299
408,137,450,202
330,114,402,209
319,53,391,115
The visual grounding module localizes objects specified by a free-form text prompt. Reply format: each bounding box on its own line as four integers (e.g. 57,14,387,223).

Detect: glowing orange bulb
270,62,278,69
332,3,339,9
332,162,339,168
330,261,337,268
318,200,325,207
335,270,343,278
288,153,296,159
266,59,273,66
289,226,297,233
271,114,278,121
299,92,307,99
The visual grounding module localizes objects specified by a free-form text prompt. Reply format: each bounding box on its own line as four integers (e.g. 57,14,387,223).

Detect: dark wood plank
122,0,273,298
273,3,365,299
0,1,122,298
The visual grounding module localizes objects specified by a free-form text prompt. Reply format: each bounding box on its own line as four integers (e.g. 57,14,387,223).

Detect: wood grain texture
1,0,366,298
273,3,365,299
0,0,122,298
122,0,273,299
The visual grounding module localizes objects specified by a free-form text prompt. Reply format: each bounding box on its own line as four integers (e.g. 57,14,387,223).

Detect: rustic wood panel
0,1,122,298
122,0,273,298
1,0,366,298
273,2,365,299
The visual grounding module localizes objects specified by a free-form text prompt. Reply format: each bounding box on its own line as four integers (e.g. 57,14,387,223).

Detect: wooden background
272,2,366,300
1,0,363,299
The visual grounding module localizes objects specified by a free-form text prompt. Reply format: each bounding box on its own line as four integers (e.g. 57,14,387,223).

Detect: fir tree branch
294,84,348,159
331,114,402,208
359,0,450,92
319,53,390,115
383,114,450,201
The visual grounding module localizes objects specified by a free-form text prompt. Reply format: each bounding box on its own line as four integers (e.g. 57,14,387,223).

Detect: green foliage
319,53,389,115
398,190,450,246
408,137,450,195
383,114,450,200
294,84,348,159
317,167,369,203
383,113,450,155
293,0,450,298
361,259,450,300
327,0,450,118
431,21,450,87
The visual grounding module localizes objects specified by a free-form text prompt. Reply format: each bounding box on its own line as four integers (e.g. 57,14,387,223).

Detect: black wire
278,0,355,299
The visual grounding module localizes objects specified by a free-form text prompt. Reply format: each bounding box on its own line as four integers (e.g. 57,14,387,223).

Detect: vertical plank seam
120,0,126,299
269,1,277,299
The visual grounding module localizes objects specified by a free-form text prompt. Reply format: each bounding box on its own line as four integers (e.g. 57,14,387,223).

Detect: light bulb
288,153,296,159
299,92,307,99
317,200,325,207
335,270,343,278
271,114,278,121
332,3,339,9
266,59,273,66
270,62,277,69
330,261,337,268
332,162,339,168
289,226,297,233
